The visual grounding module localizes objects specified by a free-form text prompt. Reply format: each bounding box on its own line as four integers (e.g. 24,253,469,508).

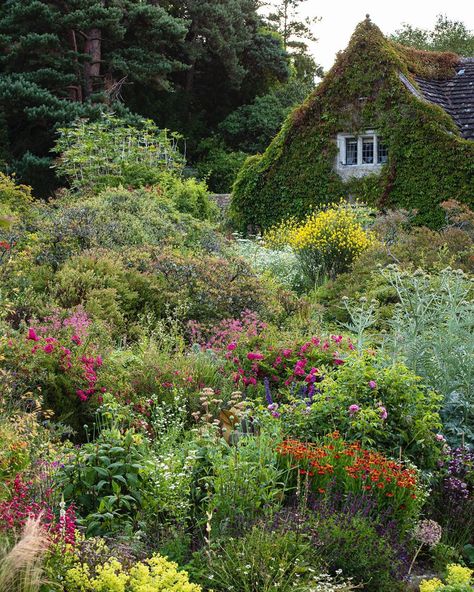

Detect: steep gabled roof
413,58,474,140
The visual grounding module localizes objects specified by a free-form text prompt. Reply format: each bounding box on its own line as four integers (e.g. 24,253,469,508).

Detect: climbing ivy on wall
230,18,474,231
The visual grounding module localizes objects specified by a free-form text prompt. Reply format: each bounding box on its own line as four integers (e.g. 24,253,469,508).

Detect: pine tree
0,0,187,193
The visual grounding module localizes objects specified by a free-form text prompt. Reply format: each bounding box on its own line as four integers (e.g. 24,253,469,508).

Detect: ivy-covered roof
409,58,474,140
231,18,474,231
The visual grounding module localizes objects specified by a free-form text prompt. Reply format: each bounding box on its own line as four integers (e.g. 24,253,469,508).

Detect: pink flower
369,380,377,389
27,328,40,342
348,404,360,416
71,335,81,345
76,389,88,402
247,352,264,361
43,344,54,354
331,335,343,343
227,342,237,351
282,349,292,358
436,434,445,442
378,405,388,420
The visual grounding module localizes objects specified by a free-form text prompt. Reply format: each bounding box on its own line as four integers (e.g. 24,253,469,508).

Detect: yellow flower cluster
420,564,473,592
65,554,202,592
264,202,376,280
265,203,375,258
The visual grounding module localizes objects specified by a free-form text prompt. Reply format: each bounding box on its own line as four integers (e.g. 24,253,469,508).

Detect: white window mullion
357,136,363,165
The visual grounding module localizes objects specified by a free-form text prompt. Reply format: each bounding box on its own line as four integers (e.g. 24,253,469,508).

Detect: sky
290,0,474,71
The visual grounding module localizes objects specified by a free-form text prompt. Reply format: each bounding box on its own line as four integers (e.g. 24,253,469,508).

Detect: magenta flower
369,380,377,389
43,344,54,354
282,348,292,358
27,328,40,342
71,335,81,345
348,404,360,416
247,352,264,361
227,342,237,351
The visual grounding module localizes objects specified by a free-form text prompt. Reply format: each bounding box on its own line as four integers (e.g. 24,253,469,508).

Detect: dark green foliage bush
196,137,248,194
151,248,279,324
311,513,407,591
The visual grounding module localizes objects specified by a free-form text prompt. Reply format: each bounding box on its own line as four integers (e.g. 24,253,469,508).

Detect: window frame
338,131,387,167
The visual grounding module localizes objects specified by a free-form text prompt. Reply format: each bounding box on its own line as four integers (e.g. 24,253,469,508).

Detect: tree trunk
67,29,83,102
83,27,102,98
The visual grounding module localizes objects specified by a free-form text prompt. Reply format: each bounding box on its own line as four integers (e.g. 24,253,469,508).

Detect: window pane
377,139,388,164
345,138,358,165
362,137,374,164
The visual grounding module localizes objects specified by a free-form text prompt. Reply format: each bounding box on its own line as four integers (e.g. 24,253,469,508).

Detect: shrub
196,137,247,193
52,113,184,192
53,249,166,336
65,553,201,592
58,428,152,536
34,187,221,267
308,512,407,591
0,172,32,215
156,173,217,221
0,321,106,433
265,203,376,283
151,248,278,324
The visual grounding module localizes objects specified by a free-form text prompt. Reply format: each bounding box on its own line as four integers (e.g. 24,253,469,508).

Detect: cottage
231,17,474,230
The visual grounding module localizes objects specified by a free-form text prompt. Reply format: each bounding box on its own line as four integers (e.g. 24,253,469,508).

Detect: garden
0,111,472,592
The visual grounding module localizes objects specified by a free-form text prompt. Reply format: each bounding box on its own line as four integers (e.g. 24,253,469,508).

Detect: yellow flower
419,578,444,592
446,564,473,586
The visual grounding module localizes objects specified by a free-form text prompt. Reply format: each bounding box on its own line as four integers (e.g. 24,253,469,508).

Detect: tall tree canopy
392,14,474,56
130,0,290,143
0,0,187,192
265,0,322,81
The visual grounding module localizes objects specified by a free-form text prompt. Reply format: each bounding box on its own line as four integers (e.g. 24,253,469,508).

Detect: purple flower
264,377,273,406
378,405,388,420
369,380,377,389
348,404,360,416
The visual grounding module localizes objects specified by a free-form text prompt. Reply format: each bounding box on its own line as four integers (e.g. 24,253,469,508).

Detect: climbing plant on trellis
52,113,184,191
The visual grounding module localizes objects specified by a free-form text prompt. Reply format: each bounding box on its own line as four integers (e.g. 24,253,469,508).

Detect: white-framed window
337,132,387,167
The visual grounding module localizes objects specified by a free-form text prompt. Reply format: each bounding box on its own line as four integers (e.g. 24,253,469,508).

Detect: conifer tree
0,0,187,192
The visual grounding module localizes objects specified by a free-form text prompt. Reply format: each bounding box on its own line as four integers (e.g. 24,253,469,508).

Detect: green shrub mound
230,18,474,231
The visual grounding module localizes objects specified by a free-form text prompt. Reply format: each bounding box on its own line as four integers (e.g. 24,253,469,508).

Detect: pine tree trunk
83,27,102,98
67,29,83,102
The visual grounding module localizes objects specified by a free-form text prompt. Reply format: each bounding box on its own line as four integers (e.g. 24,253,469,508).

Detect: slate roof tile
414,58,474,140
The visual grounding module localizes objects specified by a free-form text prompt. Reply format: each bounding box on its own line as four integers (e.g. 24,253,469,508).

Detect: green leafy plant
58,428,152,536
53,114,184,192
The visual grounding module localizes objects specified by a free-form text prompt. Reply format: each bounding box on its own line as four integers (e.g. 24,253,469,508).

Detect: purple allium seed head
413,519,442,547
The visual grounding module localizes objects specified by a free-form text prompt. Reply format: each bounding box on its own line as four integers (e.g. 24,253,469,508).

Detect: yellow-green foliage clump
265,202,376,280
65,554,202,592
419,563,473,592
